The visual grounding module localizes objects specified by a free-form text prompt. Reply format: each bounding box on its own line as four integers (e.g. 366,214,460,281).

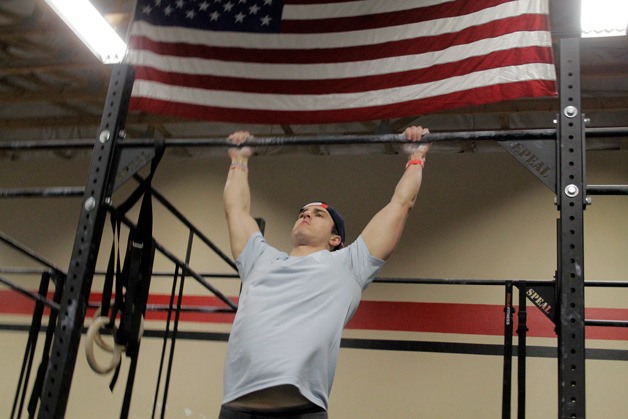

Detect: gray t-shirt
222,232,384,409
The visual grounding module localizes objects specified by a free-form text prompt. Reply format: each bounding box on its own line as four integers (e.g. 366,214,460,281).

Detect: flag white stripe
131,63,556,111
281,0,454,20
128,31,553,80
128,0,547,50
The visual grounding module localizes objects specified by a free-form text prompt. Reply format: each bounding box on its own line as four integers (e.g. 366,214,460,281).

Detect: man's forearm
223,132,259,258
223,156,260,259
391,151,426,210
223,158,251,216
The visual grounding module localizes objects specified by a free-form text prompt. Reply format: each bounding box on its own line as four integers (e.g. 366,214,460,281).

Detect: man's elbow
392,194,417,213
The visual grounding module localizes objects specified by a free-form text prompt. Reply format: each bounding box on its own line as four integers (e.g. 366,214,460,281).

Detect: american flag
126,0,557,124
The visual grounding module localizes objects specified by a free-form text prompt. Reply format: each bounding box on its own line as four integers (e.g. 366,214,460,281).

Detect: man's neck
289,244,328,257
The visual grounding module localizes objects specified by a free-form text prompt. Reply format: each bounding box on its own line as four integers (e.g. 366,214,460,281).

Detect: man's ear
329,235,341,249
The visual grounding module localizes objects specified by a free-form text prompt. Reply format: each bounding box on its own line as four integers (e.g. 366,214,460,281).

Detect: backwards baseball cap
301,202,346,250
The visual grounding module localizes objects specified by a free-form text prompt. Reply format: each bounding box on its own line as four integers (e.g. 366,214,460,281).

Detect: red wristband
405,159,424,169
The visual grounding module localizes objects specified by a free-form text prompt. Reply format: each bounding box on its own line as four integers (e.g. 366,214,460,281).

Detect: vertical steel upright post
502,282,514,419
556,37,586,418
516,283,527,419
38,65,135,418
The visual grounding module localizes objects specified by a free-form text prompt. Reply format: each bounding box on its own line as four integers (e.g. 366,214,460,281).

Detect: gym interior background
2,145,626,417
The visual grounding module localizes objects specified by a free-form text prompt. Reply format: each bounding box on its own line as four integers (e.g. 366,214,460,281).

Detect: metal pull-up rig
16,36,624,419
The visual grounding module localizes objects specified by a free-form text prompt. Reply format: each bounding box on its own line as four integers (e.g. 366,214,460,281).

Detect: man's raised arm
223,131,261,260
361,126,430,261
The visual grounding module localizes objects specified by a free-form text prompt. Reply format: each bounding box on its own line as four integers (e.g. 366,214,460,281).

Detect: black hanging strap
118,138,164,417
92,139,164,403
100,215,120,323
27,273,65,417
11,272,51,419
115,137,164,350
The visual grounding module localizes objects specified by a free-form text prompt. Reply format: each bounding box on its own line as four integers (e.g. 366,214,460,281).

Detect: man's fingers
228,131,252,145
403,126,430,142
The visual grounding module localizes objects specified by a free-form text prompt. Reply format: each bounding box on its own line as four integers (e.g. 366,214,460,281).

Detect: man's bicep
361,202,408,261
226,211,260,260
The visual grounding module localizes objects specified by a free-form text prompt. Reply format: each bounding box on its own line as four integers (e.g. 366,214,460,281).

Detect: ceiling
0,0,627,157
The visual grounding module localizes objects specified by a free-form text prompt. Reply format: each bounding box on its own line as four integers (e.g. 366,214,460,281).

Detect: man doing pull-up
219,126,430,418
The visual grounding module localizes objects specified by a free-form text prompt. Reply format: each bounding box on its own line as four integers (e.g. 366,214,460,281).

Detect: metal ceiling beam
0,97,628,129
2,97,628,130
0,61,102,76
0,88,107,104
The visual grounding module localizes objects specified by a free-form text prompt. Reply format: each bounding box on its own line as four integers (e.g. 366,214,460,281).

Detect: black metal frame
14,34,618,419
38,65,135,418
556,37,586,419
502,281,514,419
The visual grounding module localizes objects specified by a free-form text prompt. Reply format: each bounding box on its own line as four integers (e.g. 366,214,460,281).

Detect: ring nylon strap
85,138,165,400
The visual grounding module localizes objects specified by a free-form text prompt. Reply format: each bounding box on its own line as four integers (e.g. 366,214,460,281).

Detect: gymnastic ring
91,306,115,352
91,307,144,349
85,316,124,375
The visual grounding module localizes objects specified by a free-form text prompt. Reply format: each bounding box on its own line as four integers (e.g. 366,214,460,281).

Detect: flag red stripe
2,290,627,340
280,0,518,34
133,47,553,95
128,15,549,65
129,80,556,124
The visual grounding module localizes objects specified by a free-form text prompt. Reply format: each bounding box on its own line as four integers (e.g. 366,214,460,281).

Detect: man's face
291,205,338,248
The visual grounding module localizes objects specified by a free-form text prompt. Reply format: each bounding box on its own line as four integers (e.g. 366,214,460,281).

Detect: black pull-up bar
2,127,627,151
125,128,558,148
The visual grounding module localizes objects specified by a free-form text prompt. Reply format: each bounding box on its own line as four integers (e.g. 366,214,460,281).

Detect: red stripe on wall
2,291,627,341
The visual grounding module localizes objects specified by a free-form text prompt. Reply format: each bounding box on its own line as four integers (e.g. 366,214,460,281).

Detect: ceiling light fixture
581,0,628,37
43,0,127,64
